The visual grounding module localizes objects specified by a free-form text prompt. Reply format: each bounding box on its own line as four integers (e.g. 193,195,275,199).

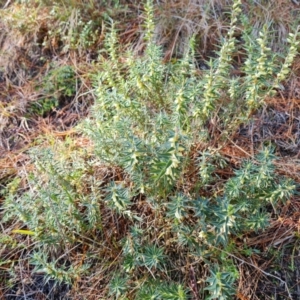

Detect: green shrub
79,0,298,297
3,0,298,298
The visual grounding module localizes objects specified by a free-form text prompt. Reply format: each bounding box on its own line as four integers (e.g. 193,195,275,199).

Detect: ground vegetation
1,0,300,299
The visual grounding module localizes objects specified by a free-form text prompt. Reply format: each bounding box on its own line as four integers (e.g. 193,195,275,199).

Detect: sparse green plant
43,65,77,98
108,273,129,299
29,65,77,115
3,145,102,244
136,280,189,300
31,251,89,285
205,265,238,300
47,4,101,53
28,97,58,116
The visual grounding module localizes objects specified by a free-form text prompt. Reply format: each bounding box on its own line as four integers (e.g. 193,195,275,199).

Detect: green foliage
43,65,77,98
29,97,58,116
166,193,190,223
136,281,189,300
48,4,101,52
3,146,102,244
2,0,299,299
31,251,89,285
141,244,166,270
29,65,77,116
78,0,297,296
108,273,129,299
205,265,238,300
104,182,132,217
